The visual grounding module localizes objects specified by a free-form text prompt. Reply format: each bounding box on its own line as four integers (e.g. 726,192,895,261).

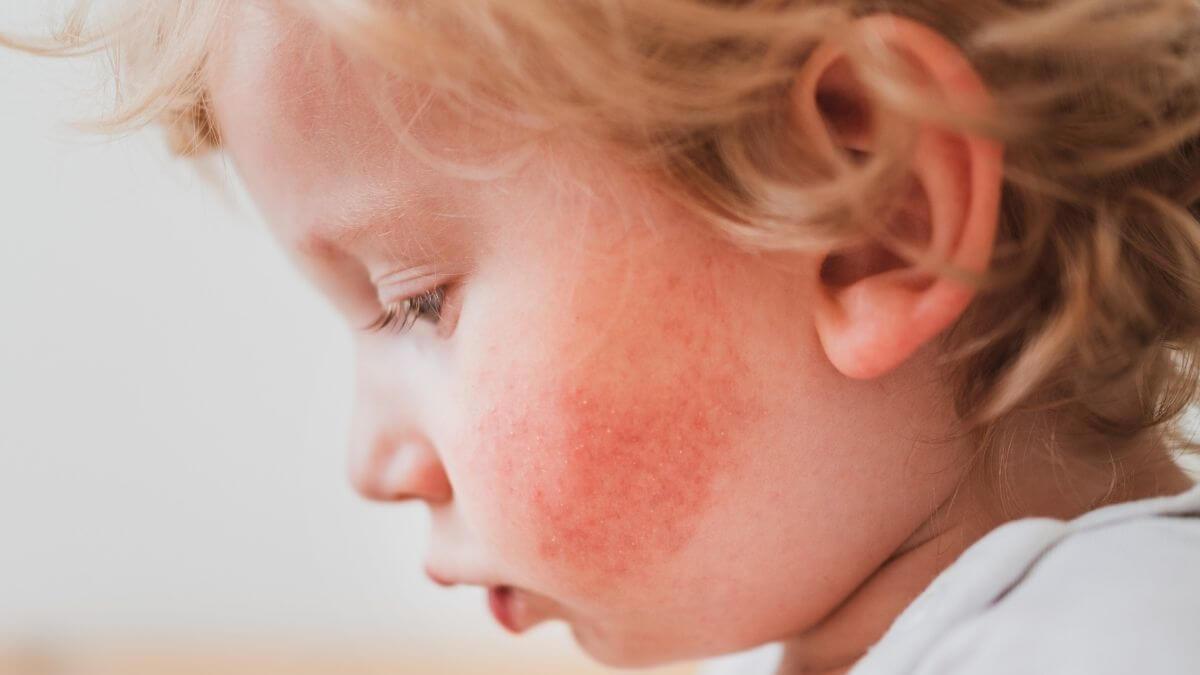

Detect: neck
775,425,1195,675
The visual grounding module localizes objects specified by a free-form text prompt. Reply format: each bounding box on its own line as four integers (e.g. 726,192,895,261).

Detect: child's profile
7,1,1200,673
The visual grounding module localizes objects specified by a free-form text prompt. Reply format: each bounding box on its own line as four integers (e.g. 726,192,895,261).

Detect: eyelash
365,286,447,335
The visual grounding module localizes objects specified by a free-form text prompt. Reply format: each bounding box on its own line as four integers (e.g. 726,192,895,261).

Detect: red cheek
532,379,738,576
472,309,755,586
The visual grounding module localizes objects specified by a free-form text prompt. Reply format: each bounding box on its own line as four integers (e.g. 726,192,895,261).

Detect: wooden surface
0,644,698,675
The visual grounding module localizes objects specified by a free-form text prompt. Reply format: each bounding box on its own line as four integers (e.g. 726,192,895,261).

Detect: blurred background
2,5,1197,675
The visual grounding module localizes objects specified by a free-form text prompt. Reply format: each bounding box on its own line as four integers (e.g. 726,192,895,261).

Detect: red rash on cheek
532,376,740,577
471,269,758,586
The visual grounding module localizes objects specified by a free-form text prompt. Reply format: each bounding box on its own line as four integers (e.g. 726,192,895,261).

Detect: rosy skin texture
201,2,1135,670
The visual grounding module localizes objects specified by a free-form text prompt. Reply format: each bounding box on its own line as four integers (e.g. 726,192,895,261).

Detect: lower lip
488,586,524,634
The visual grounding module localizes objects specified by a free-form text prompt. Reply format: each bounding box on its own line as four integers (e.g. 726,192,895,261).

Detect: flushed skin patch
467,253,753,587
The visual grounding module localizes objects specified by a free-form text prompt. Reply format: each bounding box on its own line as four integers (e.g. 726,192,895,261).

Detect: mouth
488,585,551,634
425,565,549,634
488,585,522,633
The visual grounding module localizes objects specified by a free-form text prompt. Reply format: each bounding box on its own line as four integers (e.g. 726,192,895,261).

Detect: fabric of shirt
698,480,1200,675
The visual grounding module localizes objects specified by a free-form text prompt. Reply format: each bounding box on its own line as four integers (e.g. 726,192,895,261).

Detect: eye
364,285,447,335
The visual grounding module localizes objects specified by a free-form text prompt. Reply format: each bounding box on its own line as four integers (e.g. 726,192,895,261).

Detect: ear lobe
797,15,1005,380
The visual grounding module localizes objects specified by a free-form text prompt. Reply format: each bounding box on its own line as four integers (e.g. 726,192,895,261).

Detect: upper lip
424,565,458,587
424,564,504,590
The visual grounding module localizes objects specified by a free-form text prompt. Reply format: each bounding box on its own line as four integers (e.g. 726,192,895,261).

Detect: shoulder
914,513,1200,675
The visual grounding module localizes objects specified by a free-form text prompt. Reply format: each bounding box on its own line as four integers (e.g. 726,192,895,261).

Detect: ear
798,15,1004,380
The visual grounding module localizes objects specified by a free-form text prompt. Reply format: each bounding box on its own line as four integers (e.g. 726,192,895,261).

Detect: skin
208,3,1195,672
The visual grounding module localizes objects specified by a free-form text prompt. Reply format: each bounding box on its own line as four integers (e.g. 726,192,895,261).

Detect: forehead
206,1,502,261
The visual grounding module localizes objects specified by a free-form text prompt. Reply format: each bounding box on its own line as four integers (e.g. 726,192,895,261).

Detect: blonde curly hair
9,0,1200,472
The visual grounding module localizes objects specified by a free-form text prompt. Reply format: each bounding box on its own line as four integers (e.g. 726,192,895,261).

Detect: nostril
354,438,453,504
381,447,419,493
392,442,453,504
347,414,452,503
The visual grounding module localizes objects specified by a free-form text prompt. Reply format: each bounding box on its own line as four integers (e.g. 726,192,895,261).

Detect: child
8,1,1200,673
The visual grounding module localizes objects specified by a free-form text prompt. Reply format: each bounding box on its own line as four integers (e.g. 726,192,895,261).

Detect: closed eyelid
371,267,467,312
372,265,457,289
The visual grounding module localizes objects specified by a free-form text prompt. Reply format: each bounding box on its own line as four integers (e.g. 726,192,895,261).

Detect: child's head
14,0,1200,667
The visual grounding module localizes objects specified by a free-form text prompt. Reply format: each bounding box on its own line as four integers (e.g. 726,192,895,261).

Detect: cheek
465,274,759,589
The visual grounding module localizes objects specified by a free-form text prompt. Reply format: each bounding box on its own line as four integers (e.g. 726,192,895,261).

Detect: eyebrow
299,189,423,262
298,190,467,272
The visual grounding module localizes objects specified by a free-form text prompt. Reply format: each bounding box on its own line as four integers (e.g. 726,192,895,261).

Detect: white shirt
700,481,1200,675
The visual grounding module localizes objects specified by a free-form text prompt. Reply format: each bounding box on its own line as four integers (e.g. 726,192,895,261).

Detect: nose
348,428,453,504
347,343,453,504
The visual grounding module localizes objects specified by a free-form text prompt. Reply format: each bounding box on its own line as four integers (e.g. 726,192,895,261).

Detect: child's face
211,2,966,666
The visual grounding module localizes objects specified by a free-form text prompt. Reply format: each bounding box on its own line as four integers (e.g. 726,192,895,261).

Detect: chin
568,620,691,670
